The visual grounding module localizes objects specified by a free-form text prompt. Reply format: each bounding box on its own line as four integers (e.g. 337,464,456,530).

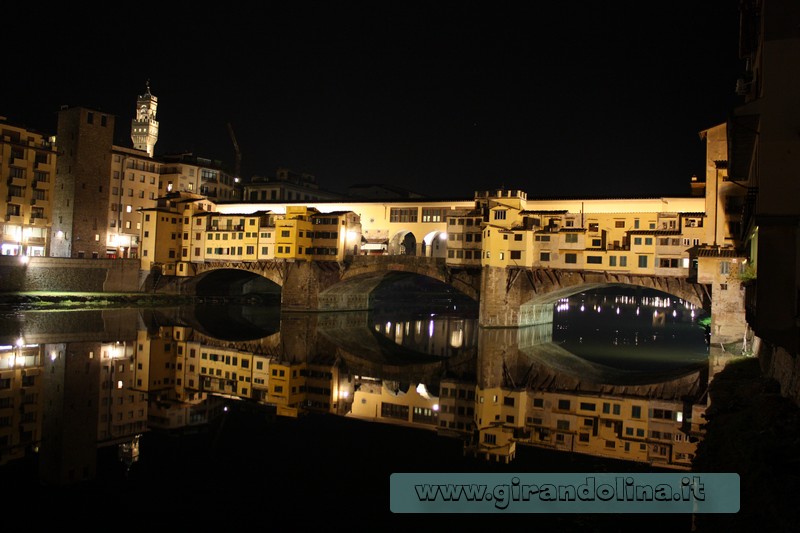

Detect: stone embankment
0,292,196,310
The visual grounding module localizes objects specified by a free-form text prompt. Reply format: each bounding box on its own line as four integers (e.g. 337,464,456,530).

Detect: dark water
553,287,709,371
0,288,710,528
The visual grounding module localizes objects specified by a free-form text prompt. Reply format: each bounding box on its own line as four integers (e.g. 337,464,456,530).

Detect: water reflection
0,293,711,489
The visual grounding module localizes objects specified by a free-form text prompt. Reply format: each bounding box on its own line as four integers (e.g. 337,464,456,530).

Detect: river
0,287,709,527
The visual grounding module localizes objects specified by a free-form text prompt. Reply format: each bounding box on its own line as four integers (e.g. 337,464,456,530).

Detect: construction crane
227,122,242,181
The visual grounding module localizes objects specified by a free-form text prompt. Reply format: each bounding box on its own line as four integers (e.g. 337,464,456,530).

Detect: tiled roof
627,230,681,235
694,247,744,258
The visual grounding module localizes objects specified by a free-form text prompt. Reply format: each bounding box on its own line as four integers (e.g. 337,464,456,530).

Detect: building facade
140,196,363,274
160,153,241,203
1,118,57,257
50,106,160,259
729,0,800,355
244,168,343,202
51,87,241,260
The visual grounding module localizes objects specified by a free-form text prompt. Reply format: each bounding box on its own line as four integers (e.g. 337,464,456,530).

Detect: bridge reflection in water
0,288,710,488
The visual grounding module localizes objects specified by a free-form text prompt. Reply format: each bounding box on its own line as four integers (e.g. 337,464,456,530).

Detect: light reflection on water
551,290,709,372
0,288,711,506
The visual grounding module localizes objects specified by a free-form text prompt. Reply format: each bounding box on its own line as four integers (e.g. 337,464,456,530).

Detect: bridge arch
518,277,706,328
316,256,481,312
481,267,709,328
518,273,705,309
181,264,285,297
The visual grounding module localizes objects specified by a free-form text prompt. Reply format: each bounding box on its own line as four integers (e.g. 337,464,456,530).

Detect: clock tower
130,81,159,157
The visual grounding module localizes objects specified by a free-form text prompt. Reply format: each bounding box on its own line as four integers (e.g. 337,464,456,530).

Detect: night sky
3,2,742,199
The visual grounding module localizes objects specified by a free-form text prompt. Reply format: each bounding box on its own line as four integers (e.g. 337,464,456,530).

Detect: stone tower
130,81,159,157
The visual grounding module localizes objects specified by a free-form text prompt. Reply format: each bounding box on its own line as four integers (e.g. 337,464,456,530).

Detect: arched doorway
389,231,417,255
423,230,448,258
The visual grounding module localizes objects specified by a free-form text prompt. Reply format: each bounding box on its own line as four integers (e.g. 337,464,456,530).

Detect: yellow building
203,212,262,262
466,188,707,277
265,360,307,417
0,117,57,257
138,202,363,273
139,192,217,273
471,386,703,470
275,206,315,260
218,198,466,257
0,338,42,466
309,210,363,261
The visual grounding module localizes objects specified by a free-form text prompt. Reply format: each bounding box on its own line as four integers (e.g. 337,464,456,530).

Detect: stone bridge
480,267,709,327
170,257,710,328
181,255,482,312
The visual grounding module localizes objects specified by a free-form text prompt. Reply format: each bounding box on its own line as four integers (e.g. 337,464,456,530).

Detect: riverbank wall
0,256,140,293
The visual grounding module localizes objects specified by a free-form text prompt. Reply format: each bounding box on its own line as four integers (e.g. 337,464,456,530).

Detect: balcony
29,217,48,226
6,176,26,188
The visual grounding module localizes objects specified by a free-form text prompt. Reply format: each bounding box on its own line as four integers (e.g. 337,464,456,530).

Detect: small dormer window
494,210,506,220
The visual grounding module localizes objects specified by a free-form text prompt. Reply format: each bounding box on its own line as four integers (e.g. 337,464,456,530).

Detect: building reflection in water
0,291,710,485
